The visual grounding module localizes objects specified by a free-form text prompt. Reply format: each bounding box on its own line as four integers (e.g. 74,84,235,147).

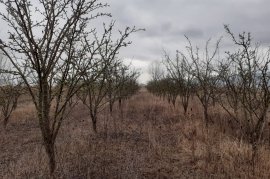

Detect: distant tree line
146,26,270,174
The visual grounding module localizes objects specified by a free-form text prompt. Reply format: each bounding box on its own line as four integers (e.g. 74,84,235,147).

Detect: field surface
1,89,270,178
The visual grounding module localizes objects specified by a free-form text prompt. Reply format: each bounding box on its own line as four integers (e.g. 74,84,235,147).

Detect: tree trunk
251,142,257,176
172,97,176,108
2,106,10,128
119,98,124,119
118,98,122,108
108,87,113,113
109,101,113,114
204,106,209,128
183,104,188,115
3,116,8,129
38,77,56,174
44,140,56,175
182,95,189,115
182,99,188,115
38,113,56,175
92,119,97,133
90,113,98,133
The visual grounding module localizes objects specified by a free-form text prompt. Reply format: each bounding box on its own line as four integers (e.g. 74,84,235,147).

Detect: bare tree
164,77,178,106
147,61,169,100
106,60,123,113
78,61,139,133
77,58,119,133
221,25,270,174
217,57,241,124
148,61,164,82
77,67,108,133
107,63,140,113
185,36,221,127
146,76,178,106
163,50,194,114
0,57,22,128
0,0,109,174
117,69,140,106
77,23,140,133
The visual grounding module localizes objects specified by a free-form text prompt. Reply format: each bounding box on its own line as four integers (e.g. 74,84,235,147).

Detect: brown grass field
1,88,270,178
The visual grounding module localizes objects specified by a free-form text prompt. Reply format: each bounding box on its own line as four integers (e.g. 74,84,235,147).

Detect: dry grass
1,88,270,178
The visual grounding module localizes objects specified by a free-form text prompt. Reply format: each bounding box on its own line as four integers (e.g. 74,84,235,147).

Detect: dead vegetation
0,1,269,178
1,88,270,178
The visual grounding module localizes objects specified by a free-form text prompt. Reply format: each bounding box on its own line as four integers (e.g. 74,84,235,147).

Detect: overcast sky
1,0,270,84
104,0,270,83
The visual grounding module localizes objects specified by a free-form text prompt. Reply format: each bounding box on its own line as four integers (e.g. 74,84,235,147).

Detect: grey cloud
1,0,270,83
178,28,204,38
107,0,270,83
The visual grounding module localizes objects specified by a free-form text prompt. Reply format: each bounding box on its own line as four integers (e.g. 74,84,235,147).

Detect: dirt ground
1,88,270,178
